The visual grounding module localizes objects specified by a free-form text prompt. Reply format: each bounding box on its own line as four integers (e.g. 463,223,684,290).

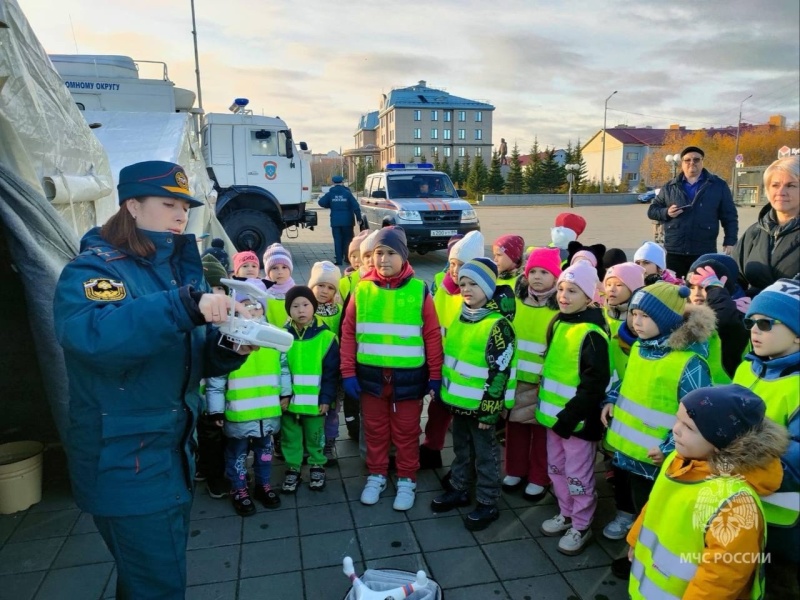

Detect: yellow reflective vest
317,305,342,337
604,311,630,385
433,283,462,339
708,331,733,384
286,321,336,415
630,452,766,600
225,348,282,422
266,297,288,328
339,270,361,301
514,298,557,385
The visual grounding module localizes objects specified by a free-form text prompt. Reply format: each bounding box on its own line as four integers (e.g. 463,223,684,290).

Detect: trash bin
0,441,45,514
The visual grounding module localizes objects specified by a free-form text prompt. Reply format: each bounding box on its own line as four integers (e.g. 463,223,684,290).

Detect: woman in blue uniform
53,161,251,599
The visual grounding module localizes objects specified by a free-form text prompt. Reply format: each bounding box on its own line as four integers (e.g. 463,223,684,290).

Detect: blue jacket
647,170,738,255
54,227,246,516
318,184,362,227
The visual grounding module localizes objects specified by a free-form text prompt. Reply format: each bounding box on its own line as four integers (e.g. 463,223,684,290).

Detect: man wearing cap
648,146,738,279
318,175,362,266
54,160,251,599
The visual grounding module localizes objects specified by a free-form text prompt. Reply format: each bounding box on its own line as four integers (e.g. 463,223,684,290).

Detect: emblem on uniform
84,278,127,301
174,170,189,190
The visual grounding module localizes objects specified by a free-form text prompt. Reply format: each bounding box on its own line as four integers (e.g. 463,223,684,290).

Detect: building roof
583,126,740,149
356,110,379,132
382,81,494,112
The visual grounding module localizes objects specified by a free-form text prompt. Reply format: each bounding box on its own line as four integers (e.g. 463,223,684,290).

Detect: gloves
343,377,361,399
734,296,751,314
427,380,442,400
689,265,725,289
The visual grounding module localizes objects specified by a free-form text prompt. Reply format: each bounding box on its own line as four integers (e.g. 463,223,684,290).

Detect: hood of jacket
666,303,716,351
361,261,415,288
742,351,800,380
756,202,800,238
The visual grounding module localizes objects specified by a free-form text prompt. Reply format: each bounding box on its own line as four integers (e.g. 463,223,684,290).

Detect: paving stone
301,529,361,569
52,532,113,568
349,499,407,528
425,547,498,589
412,469,447,493
187,516,242,550
8,509,79,543
303,564,353,599
186,546,240,586
298,502,353,535
358,522,420,560
0,537,63,575
185,580,238,600
514,504,561,538
0,571,45,600
562,565,629,600
342,476,372,503
238,571,304,600
70,512,98,535
535,535,613,572
34,564,112,600
190,491,238,521
470,510,531,544
0,514,21,546
27,480,76,514
337,456,369,478
403,490,450,521
240,537,300,578
411,515,476,552
364,552,430,574
294,477,346,507
443,582,510,600
102,568,116,598
242,509,299,543
503,573,577,600
501,488,557,509
483,539,558,580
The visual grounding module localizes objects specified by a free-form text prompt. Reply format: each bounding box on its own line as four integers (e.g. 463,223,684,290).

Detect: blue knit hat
681,385,765,450
373,226,409,262
746,279,800,336
117,161,203,207
459,257,498,300
630,281,690,334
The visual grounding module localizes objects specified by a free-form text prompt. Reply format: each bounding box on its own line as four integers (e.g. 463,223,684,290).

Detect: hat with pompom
630,281,690,334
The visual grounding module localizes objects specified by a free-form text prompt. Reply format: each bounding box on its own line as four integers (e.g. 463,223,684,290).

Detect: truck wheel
221,209,280,258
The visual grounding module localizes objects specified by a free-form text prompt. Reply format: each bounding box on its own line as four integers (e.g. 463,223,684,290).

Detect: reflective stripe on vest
605,347,695,462
225,348,282,422
355,278,426,368
286,323,336,415
536,321,609,431
629,452,766,600
433,282,462,338
707,331,732,384
514,298,556,384
733,362,800,527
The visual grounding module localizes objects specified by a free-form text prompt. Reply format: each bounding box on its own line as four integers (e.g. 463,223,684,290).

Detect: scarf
461,302,493,323
606,301,629,321
316,302,339,317
526,285,557,307
267,277,296,299
442,272,460,295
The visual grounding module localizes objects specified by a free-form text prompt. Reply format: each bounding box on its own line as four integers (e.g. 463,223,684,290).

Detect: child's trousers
225,435,274,490
420,396,452,452
361,385,422,480
450,414,502,506
504,421,550,487
281,413,326,470
546,429,597,530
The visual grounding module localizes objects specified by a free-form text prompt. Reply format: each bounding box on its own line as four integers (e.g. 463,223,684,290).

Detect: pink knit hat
557,261,599,301
571,250,597,268
604,262,646,294
525,247,562,278
233,251,259,274
262,243,293,273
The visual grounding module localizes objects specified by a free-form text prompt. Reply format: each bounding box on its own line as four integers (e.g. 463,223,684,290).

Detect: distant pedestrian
318,175,362,266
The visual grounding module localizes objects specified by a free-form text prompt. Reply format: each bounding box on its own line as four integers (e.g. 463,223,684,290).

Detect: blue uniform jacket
318,184,362,227
54,227,246,516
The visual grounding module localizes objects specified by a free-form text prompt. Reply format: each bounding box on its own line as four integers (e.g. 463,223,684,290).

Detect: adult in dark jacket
318,175,362,266
647,146,738,279
54,161,250,599
732,156,800,296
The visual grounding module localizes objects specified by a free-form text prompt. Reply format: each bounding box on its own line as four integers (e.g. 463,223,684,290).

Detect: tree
487,152,505,194
539,148,564,193
572,139,588,189
440,156,452,178
505,143,524,194
523,138,542,193
462,152,472,188
466,154,489,199
635,179,648,193
452,159,463,188
432,154,441,171
617,176,631,192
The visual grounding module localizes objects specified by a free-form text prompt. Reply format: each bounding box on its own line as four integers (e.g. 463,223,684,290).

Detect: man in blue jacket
647,146,738,278
318,175,362,265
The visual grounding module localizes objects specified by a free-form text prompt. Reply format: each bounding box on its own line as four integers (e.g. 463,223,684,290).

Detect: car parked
637,188,659,203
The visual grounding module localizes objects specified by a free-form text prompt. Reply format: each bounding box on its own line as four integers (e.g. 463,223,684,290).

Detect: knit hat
263,243,293,273
680,146,705,158
689,253,740,295
308,260,341,290
285,285,318,314
447,234,465,256
493,234,525,267
233,250,259,275
525,247,562,279
567,242,607,281
630,281,690,334
557,261,599,301
746,278,800,336
117,160,203,207
603,248,628,269
604,262,646,295
450,231,484,263
360,230,380,257
235,278,267,310
373,226,409,262
202,254,228,292
459,257,498,300
202,238,230,272
554,212,586,237
550,226,578,250
681,385,765,450
634,241,666,270
349,230,370,255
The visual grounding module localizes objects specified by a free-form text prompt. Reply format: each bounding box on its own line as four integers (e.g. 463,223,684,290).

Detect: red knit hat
525,247,563,278
493,234,525,267
233,251,259,275
554,212,586,237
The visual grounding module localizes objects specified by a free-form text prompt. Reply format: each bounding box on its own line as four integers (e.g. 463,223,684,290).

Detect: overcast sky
21,0,800,155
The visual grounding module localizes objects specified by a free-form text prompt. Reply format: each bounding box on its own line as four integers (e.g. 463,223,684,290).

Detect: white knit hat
450,230,484,263
550,226,578,250
634,241,666,270
360,230,380,257
308,260,341,289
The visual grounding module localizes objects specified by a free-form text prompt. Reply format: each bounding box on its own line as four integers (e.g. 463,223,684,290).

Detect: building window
444,111,452,122
625,151,639,160
443,129,451,140
458,147,466,157
475,147,482,156
444,147,452,157
475,111,482,122
458,111,466,122
431,128,438,139
475,129,482,140
431,110,438,121
413,128,421,139
458,129,466,140
626,172,638,181
431,146,438,156
414,110,421,121
414,146,422,157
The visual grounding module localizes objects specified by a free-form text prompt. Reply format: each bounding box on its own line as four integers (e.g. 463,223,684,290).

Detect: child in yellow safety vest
537,261,611,556
627,385,788,600
431,258,516,531
602,261,646,385
205,278,292,517
339,230,369,302
262,243,296,326
281,286,340,493
735,279,800,596
492,234,525,286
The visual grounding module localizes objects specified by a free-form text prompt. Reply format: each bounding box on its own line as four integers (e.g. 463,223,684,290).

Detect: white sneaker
360,474,387,505
523,482,547,501
502,475,522,487
603,511,635,540
558,527,593,555
540,513,572,536
392,478,417,511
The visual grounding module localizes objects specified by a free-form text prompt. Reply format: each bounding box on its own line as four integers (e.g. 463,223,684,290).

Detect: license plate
431,229,457,236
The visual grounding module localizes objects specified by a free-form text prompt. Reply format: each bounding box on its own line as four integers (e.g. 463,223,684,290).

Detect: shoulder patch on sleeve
84,278,127,301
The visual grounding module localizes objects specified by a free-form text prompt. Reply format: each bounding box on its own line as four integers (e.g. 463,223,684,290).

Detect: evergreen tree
488,152,505,194
432,154,441,171
564,140,574,165
573,139,588,189
617,177,631,192
540,148,564,193
355,159,367,192
466,154,489,199
523,138,542,193
440,156,452,178
505,143,523,194
462,152,471,188
452,159,463,188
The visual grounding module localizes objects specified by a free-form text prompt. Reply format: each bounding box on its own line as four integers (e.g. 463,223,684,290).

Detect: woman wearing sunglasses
733,278,800,597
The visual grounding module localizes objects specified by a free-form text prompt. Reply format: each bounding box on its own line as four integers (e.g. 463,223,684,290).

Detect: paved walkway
0,203,761,600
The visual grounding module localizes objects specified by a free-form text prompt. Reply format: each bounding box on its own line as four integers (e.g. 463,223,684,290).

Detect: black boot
418,444,443,470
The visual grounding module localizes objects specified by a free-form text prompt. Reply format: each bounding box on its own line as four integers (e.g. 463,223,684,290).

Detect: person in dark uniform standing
318,175,362,265
53,161,252,599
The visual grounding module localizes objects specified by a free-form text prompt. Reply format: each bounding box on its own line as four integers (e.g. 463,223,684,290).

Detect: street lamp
600,90,618,194
665,153,681,179
565,163,580,208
